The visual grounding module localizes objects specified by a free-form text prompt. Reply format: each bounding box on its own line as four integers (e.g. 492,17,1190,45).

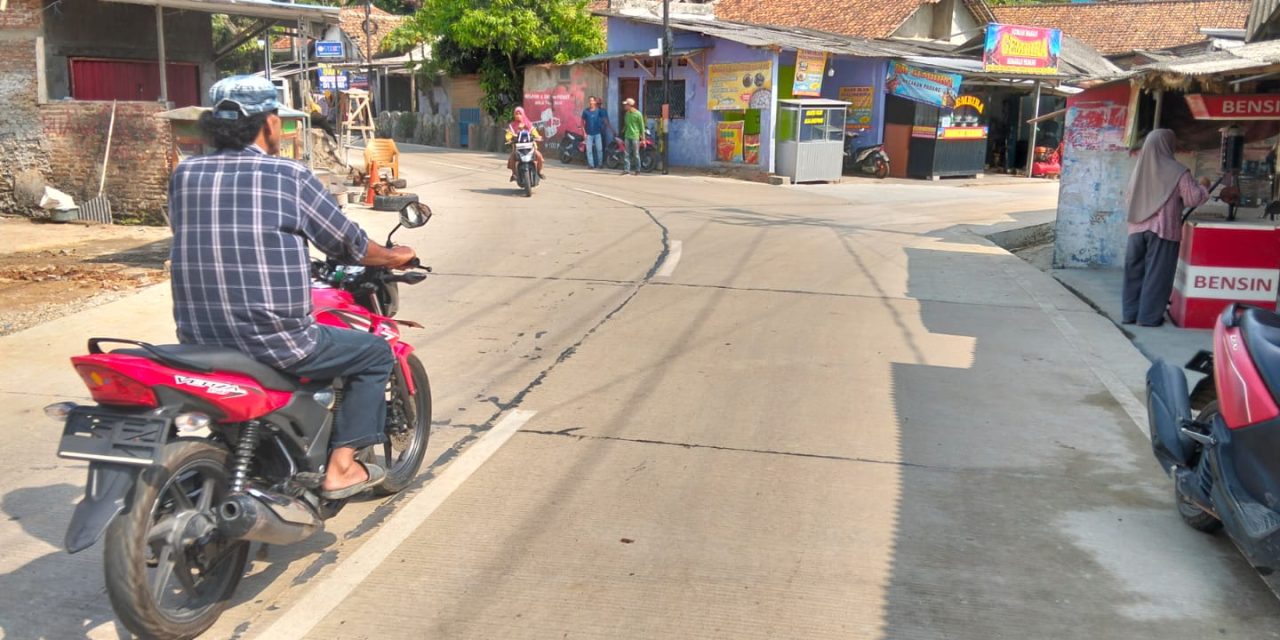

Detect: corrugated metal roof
102,0,340,23
1110,38,1280,80
1248,0,1280,41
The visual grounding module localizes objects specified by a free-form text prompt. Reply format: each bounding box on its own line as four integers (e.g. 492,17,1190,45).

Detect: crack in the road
521,428,935,469
327,188,672,542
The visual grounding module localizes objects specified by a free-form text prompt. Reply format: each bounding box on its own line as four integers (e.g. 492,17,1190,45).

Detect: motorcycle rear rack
87,338,216,374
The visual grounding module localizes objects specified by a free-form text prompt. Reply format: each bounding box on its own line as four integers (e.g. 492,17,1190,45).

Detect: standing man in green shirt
621,98,644,176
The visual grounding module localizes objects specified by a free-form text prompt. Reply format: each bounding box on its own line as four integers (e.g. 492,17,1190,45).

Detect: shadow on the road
876,226,1280,637
83,238,172,269
464,187,532,198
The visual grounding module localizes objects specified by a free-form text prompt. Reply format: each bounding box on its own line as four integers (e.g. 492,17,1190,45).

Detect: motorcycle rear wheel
104,440,249,640
1176,402,1223,533
640,148,657,173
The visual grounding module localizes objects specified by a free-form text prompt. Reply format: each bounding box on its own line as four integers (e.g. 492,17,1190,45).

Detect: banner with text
792,50,827,97
839,86,874,130
708,61,774,111
983,24,1061,76
885,62,962,109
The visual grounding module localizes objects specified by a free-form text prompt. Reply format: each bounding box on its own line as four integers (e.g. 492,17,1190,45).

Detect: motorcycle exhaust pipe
217,488,321,545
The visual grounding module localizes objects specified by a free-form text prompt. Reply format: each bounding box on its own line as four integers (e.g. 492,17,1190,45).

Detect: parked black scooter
844,132,890,179
1147,303,1280,596
559,130,587,165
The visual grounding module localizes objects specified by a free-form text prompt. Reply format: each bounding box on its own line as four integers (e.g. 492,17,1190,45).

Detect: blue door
459,108,481,148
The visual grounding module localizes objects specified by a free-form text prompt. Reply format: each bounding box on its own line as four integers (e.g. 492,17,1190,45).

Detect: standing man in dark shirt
581,96,614,170
169,75,417,499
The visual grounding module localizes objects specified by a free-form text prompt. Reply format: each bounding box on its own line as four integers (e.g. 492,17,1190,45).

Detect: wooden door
619,78,640,130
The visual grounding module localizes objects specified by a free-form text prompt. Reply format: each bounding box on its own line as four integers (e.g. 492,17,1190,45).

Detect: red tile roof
340,6,408,57
712,0,930,39
992,0,1250,55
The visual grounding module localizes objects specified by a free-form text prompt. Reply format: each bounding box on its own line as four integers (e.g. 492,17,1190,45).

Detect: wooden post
1154,89,1165,129
156,6,169,104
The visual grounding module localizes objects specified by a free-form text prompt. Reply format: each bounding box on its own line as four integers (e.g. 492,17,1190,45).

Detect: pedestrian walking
581,96,613,169
621,98,644,176
1122,128,1211,327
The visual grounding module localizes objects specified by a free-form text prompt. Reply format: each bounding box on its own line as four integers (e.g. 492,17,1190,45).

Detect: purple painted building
595,12,896,172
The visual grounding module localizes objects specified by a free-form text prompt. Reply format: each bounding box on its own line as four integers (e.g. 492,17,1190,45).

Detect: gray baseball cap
209,75,283,120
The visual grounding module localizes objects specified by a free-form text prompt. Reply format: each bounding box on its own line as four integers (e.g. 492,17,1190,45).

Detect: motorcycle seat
1239,307,1280,401
113,344,301,392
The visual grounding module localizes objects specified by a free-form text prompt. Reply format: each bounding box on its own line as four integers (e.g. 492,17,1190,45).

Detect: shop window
644,80,686,119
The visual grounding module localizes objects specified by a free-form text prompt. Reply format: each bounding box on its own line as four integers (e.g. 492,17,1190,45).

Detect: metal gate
459,108,481,148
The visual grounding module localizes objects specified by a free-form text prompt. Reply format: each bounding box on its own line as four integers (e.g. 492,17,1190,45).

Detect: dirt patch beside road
0,221,171,336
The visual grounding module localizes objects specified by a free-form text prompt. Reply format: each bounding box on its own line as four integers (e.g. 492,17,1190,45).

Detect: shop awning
101,0,340,24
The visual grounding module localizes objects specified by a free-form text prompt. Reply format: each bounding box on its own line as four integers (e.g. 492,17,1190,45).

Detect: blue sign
315,41,344,59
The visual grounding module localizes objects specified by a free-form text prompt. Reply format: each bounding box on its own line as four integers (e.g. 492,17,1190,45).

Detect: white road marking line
252,409,538,640
573,187,639,207
655,240,683,278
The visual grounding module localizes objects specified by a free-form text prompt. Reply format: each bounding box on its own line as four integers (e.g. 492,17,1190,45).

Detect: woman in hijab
1123,129,1211,326
505,106,545,181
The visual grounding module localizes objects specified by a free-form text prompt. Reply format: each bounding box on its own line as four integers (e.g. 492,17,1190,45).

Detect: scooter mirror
399,203,431,229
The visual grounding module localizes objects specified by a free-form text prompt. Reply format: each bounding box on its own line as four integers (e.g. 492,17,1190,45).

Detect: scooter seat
113,344,301,392
1238,307,1280,403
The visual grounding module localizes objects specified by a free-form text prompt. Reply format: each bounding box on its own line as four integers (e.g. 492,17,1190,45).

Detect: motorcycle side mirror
399,203,431,229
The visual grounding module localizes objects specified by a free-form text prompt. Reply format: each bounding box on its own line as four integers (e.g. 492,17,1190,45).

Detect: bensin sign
1186,94,1280,120
1178,264,1279,302
983,24,1061,76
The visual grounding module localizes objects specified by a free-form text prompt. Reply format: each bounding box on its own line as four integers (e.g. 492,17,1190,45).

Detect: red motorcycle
605,127,659,173
47,205,433,639
1148,303,1280,598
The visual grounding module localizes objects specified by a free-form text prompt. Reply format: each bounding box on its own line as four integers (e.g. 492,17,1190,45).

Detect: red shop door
70,58,200,107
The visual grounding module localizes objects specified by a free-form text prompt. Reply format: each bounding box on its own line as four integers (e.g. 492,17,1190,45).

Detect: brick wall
0,0,48,214
41,101,174,224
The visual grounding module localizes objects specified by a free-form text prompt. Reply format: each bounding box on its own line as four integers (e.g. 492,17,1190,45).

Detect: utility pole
661,0,671,174
364,0,374,113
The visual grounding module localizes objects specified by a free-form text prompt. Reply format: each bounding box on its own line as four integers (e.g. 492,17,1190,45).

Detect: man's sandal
319,461,386,499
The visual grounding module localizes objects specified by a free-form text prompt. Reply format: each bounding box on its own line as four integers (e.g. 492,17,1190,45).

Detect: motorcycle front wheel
103,440,249,640
873,158,889,180
373,353,432,494
1175,402,1223,533
560,148,572,164
523,165,534,197
605,149,622,170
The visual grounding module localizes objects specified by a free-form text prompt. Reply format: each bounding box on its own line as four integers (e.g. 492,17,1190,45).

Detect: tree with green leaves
386,0,604,119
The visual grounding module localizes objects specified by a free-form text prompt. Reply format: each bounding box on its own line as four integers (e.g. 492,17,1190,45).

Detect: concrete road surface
1,147,1277,639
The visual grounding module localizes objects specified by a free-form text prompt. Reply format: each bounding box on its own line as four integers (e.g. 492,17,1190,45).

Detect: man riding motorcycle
171,75,417,499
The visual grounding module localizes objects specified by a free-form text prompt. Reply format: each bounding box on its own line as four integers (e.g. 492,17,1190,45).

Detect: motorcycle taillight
1213,322,1279,428
74,364,158,407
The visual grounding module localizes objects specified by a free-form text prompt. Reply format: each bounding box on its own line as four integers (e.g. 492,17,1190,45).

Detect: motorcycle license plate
516,143,534,150
57,407,169,466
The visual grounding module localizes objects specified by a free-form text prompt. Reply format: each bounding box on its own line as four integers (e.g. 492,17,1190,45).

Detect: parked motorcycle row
559,128,658,173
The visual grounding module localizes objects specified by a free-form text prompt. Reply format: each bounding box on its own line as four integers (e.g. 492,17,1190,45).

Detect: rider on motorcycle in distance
171,75,417,499
506,106,546,181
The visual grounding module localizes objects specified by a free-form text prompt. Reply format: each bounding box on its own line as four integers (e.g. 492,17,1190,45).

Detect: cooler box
1171,221,1280,328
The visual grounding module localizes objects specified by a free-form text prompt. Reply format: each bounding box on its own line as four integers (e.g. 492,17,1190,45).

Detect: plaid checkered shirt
168,147,369,369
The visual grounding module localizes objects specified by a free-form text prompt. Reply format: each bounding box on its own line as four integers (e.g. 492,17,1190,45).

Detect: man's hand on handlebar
361,242,417,269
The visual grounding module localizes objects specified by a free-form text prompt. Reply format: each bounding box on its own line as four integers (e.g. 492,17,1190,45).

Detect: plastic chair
364,139,400,180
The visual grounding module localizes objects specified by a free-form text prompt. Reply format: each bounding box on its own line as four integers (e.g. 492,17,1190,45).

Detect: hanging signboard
317,65,348,90
1185,94,1280,120
315,41,345,59
708,61,773,110
792,50,827,97
983,24,1061,75
885,61,962,109
838,86,874,131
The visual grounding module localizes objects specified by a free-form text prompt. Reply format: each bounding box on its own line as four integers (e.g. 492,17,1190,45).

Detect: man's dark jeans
282,325,394,449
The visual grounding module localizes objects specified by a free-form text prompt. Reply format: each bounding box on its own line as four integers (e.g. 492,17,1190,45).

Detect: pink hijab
511,107,533,132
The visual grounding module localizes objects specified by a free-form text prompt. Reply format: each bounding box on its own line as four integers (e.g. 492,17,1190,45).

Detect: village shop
1054,41,1280,328
576,11,944,177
